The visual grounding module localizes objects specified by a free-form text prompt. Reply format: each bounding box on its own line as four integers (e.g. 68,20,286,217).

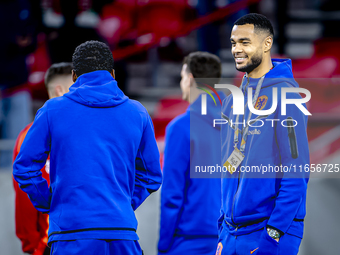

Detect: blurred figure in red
12,63,73,255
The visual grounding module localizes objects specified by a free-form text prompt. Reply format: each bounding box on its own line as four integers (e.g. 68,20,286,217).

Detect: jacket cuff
266,224,285,237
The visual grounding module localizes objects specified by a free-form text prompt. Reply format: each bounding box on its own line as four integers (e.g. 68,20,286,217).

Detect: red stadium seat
292,57,338,78
153,95,188,168
314,38,340,59
313,38,340,75
152,96,189,139
98,2,135,46
136,2,186,40
292,57,340,114
137,0,188,7
293,48,340,164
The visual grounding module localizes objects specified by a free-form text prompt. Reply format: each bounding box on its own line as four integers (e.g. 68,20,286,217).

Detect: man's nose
232,43,243,54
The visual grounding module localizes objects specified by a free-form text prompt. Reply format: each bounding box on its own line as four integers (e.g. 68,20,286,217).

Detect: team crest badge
255,95,268,110
215,242,223,255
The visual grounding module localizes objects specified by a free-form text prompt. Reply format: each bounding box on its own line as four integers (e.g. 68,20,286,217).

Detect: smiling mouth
235,57,247,64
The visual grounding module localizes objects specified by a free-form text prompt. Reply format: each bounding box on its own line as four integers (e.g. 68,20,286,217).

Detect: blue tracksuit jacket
158,91,225,254
219,59,310,240
13,70,162,244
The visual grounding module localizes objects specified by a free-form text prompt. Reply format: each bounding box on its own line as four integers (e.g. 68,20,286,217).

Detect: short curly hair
234,13,274,38
72,40,114,76
183,51,222,79
44,62,73,90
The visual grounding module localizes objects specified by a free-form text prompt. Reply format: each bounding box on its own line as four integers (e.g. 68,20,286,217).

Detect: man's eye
243,42,249,45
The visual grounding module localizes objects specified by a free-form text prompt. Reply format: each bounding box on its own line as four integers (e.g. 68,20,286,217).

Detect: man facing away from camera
216,13,310,255
13,62,73,255
13,40,162,255
158,51,226,255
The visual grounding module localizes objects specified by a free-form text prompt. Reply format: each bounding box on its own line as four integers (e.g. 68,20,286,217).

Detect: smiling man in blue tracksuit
13,40,162,254
216,14,309,255
158,52,226,255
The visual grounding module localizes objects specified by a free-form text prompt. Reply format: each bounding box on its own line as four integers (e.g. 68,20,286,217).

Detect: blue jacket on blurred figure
158,91,225,255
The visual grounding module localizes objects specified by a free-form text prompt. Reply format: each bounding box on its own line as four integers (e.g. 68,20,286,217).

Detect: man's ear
264,36,273,53
189,73,195,87
110,69,115,79
72,70,77,82
54,85,64,97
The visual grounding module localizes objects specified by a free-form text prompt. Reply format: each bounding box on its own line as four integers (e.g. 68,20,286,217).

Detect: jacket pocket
286,220,304,238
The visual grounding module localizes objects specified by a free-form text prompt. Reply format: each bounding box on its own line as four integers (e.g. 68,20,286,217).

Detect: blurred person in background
44,0,108,63
217,13,309,255
196,0,249,56
0,0,39,167
42,0,129,95
13,40,162,255
196,0,220,55
12,62,73,255
158,52,226,255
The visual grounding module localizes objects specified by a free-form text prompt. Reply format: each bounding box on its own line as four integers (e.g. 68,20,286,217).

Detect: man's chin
235,64,248,72
235,64,254,73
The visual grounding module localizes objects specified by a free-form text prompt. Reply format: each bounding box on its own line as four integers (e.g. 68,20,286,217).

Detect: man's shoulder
45,97,150,112
126,99,148,111
44,96,69,109
266,80,303,100
124,99,152,122
167,111,189,133
170,111,189,125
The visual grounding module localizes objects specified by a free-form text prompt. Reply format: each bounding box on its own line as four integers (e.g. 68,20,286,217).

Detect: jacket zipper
231,170,241,225
231,78,249,226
